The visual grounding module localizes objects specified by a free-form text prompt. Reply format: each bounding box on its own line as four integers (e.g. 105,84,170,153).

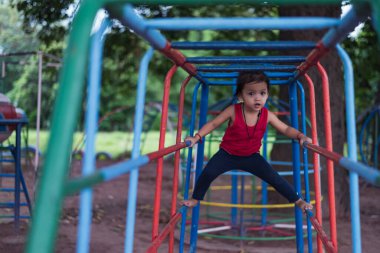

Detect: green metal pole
64,173,104,196
25,1,105,252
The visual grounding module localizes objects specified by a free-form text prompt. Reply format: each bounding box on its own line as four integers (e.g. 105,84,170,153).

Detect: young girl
182,71,313,212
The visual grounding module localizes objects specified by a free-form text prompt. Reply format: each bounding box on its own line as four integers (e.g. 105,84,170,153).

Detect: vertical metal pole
289,81,304,253
297,82,313,252
14,123,22,229
169,75,192,253
304,74,323,253
76,18,109,253
239,175,245,237
34,51,43,193
26,1,102,252
179,83,201,253
231,173,238,225
189,83,208,253
337,45,361,253
316,62,337,250
261,129,269,226
152,65,178,246
124,47,154,253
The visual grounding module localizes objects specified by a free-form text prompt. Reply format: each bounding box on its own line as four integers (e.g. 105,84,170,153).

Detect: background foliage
0,1,378,132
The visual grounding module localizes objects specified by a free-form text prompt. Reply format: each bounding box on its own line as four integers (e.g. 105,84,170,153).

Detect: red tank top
220,103,268,156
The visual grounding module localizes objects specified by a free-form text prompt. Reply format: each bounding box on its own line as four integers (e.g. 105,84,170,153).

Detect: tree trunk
270,5,350,218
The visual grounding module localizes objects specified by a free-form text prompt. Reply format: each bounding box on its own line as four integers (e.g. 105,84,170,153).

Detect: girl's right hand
185,136,198,147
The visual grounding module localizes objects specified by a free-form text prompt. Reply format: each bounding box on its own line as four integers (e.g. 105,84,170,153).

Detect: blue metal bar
199,72,294,78
145,17,339,30
187,55,306,64
179,82,201,253
297,81,313,253
198,65,297,72
100,156,149,181
359,110,377,164
239,175,245,237
172,41,316,50
0,202,29,207
77,18,109,253
337,44,361,253
106,4,167,50
0,173,15,177
322,5,370,48
18,156,32,215
207,80,289,86
231,173,238,226
289,81,304,253
205,165,315,177
261,126,269,226
125,47,154,253
7,145,32,217
14,122,22,229
189,84,209,253
0,188,24,192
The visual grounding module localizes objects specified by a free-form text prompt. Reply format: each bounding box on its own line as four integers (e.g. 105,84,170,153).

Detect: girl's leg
239,153,299,203
191,149,234,201
182,149,233,207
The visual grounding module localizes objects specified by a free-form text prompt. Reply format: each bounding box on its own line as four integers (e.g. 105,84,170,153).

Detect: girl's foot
180,199,199,207
295,198,313,213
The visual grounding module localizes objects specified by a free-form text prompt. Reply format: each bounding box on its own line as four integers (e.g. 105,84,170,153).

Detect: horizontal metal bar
145,17,339,30
107,4,167,50
187,56,305,64
0,173,15,178
172,41,316,50
198,65,297,72
207,80,288,86
199,72,294,78
322,4,370,48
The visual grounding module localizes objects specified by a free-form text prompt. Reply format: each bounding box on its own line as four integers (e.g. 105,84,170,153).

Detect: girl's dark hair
235,71,270,96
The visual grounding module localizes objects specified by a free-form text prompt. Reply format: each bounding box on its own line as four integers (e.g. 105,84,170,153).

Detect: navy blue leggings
192,149,300,203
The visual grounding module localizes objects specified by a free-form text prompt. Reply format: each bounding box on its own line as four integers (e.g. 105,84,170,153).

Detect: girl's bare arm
186,105,234,146
267,111,312,145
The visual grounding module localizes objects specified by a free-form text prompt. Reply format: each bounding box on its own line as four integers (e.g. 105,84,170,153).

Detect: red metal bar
304,74,323,253
169,75,193,253
316,62,338,250
146,212,182,253
147,142,189,161
295,42,329,79
303,143,342,163
152,65,178,246
308,213,337,253
160,42,197,76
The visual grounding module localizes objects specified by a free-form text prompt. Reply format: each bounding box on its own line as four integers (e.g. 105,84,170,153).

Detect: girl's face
239,81,269,112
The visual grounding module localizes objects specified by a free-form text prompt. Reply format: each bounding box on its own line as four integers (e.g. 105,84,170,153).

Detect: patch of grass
7,129,180,157
4,129,280,159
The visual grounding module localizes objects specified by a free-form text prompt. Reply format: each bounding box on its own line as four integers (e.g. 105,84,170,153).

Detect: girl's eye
248,92,254,96
261,92,267,96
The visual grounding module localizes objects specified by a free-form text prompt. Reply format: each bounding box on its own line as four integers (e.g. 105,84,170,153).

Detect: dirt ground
1,158,379,253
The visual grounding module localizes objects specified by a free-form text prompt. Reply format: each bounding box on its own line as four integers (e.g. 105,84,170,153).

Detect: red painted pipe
160,42,197,76
303,143,342,163
152,65,178,246
308,213,337,253
146,212,182,253
169,75,193,253
304,74,323,253
317,62,338,250
147,142,189,161
296,42,329,79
